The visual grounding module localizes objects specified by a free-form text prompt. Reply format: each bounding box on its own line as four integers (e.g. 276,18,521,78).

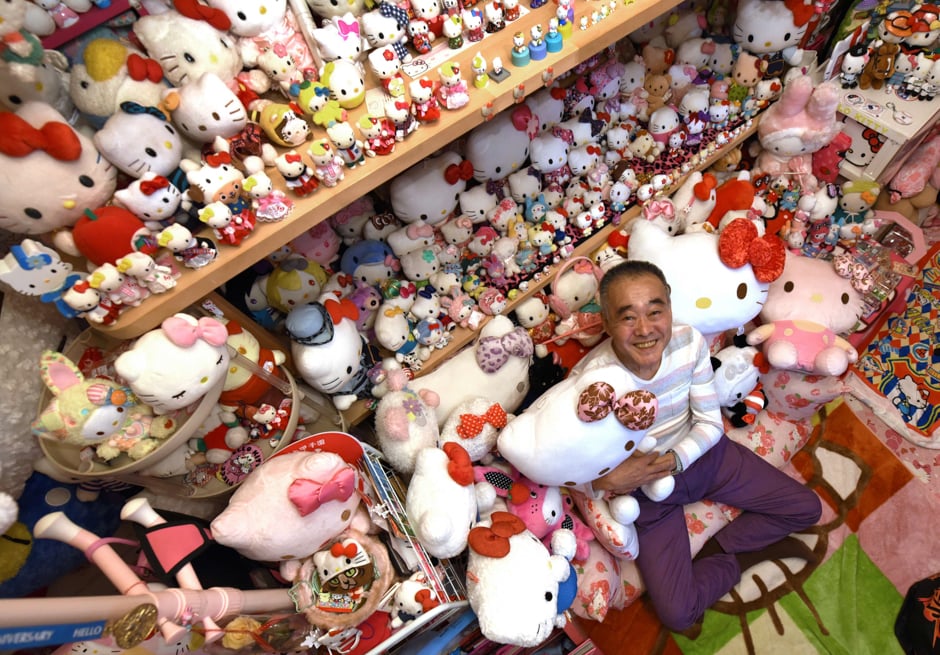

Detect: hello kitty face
459,185,499,223
708,102,730,124
733,0,807,56
443,14,463,38
408,19,429,38
261,103,311,147
312,13,366,64
462,7,482,30
206,0,288,36
321,59,366,109
134,10,242,88
390,150,465,225
709,41,737,77
526,86,566,133
361,9,405,50
411,286,442,320
507,168,542,206
676,38,711,70
465,107,532,183
568,144,601,177
94,104,184,178
113,172,183,229
0,238,75,297
528,132,569,174
732,52,765,88
326,121,357,149
368,46,401,80
0,102,117,235
409,77,434,102
619,61,646,95
184,156,245,206
649,106,680,136
164,73,248,144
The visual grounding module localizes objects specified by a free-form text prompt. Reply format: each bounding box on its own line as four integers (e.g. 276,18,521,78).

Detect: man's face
601,273,673,380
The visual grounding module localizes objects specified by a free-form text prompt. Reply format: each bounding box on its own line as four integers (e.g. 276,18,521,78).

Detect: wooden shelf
91,0,684,340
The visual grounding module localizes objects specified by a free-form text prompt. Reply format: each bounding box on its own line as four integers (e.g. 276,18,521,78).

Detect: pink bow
475,327,534,373
406,223,434,239
161,316,228,348
643,199,676,223
336,18,360,39
288,467,357,516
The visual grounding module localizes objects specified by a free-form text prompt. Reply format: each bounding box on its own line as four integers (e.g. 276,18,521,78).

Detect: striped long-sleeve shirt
571,323,724,472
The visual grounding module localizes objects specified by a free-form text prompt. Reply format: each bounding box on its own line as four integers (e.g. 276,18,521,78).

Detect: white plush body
410,315,532,426
211,450,362,562
374,382,440,475
405,445,477,558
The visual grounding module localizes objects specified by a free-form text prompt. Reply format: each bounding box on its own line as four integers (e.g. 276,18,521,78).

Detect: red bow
693,173,717,201
0,114,81,161
586,145,601,156
204,151,232,167
288,467,357,517
420,78,434,89
444,160,474,184
126,53,164,83
140,175,170,195
324,297,359,324
468,512,526,558
717,218,786,283
284,152,302,163
443,442,473,486
173,0,232,30
395,100,409,110
330,541,359,558
510,104,539,139
415,588,440,612
455,403,507,440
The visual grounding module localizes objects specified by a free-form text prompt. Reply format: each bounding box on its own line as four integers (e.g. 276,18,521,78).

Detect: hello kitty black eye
164,124,175,135
784,32,791,40
145,148,157,157
25,208,41,219
172,391,186,399
7,95,22,105
184,53,196,63
237,11,247,19
747,35,754,42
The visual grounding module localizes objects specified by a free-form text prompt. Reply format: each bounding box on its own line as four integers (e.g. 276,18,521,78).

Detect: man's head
599,260,673,380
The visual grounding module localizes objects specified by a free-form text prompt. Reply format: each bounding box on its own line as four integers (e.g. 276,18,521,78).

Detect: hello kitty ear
39,351,84,396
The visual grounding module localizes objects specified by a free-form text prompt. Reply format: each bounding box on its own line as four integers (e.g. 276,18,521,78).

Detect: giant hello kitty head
94,103,185,178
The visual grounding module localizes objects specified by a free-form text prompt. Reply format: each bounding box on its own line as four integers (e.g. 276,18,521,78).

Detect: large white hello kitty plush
390,149,470,225
94,102,187,180
0,102,117,236
406,443,476,559
526,85,567,133
114,313,231,414
732,0,812,79
458,184,499,224
0,27,72,117
465,105,535,188
133,7,243,90
163,73,250,146
306,0,369,20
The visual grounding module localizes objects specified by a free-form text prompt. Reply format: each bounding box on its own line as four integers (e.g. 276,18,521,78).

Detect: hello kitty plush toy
320,58,367,110
111,173,183,233
88,261,150,307
368,45,406,97
384,94,419,142
408,19,433,54
391,150,470,225
358,114,397,157
115,251,177,295
296,79,347,129
93,104,186,187
732,0,812,79
309,139,346,187
361,3,412,62
61,280,121,325
754,74,841,193
199,200,256,246
409,77,441,124
0,239,83,319
437,61,470,110
157,223,219,269
0,102,117,237
326,120,366,168
312,12,367,66
256,44,305,98
275,149,320,197
161,73,249,151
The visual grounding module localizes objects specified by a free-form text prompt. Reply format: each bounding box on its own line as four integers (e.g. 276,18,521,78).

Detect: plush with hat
211,449,367,567
754,74,841,192
405,443,477,559
746,251,862,376
410,315,533,426
374,367,440,475
465,511,576,647
114,313,230,415
0,102,117,237
32,350,178,461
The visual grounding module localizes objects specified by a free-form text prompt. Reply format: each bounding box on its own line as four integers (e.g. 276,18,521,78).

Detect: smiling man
571,260,822,637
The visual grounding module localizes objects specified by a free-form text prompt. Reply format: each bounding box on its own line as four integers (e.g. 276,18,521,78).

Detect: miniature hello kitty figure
199,200,256,246
503,0,520,21
368,46,407,97
244,170,293,221
62,281,121,326
116,251,177,294
89,262,151,307
157,224,219,269
275,150,320,197
463,8,484,41
326,121,366,168
35,0,80,29
484,1,504,33
0,239,83,318
309,139,346,187
410,77,441,123
437,62,470,110
471,52,489,88
385,95,420,140
112,172,184,233
359,115,397,156
443,14,464,49
408,19,433,54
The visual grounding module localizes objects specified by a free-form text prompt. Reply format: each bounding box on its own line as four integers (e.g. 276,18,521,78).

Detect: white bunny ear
39,351,83,396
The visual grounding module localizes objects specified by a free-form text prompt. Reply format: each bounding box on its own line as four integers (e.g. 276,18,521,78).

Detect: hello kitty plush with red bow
390,150,471,226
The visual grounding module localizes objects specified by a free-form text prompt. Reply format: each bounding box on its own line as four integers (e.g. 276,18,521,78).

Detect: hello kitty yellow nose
63,199,76,209
164,141,173,150
764,41,772,48
695,297,712,309
260,6,267,13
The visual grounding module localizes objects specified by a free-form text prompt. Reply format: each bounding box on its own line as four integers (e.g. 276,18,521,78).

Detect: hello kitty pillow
390,149,470,225
464,105,535,185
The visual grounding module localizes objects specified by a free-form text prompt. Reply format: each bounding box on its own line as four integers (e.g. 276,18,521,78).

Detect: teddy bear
859,41,900,91
32,350,178,462
0,102,117,237
753,74,841,193
405,443,476,559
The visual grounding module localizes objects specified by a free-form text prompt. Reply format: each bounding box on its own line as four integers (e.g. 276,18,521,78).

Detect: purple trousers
633,435,821,630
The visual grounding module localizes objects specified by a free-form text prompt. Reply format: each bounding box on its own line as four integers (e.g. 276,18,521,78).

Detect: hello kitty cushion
0,102,117,236
464,105,535,185
114,313,230,415
390,150,470,225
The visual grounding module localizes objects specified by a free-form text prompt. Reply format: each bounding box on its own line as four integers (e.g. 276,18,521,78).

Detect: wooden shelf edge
88,0,684,340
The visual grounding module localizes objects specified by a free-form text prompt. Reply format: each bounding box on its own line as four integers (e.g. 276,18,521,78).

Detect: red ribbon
444,160,474,184
455,403,508,439
0,114,81,161
204,151,232,167
717,218,787,283
126,53,164,83
324,297,359,324
468,512,526,558
330,541,359,558
140,175,171,195
443,442,473,486
173,0,232,31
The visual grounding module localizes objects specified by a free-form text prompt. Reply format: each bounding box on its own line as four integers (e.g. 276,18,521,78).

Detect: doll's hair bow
510,104,539,139
468,512,526,558
475,327,534,373
445,160,475,184
126,54,164,83
717,218,786,283
288,466,357,516
456,403,508,439
577,382,657,430
205,151,232,167
0,113,81,161
324,297,359,324
140,175,171,195
406,223,435,239
161,316,228,348
330,541,359,559
380,1,410,28
643,198,675,222
336,17,360,39
420,78,434,89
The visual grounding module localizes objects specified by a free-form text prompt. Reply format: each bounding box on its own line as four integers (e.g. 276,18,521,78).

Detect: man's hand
593,451,676,495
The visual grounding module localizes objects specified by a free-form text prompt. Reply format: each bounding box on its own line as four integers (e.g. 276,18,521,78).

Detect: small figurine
116,251,178,295
556,6,572,39
408,19,433,55
309,139,346,187
385,95,421,140
579,15,588,30
368,46,407,98
484,0,505,33
511,31,530,67
199,200,256,247
504,0,520,21
489,56,510,82
463,7,484,41
442,0,461,16
529,23,547,61
410,77,442,123
296,80,348,129
0,239,83,319
157,224,219,269
326,121,367,168
359,115,397,156
472,52,489,88
546,17,563,52
443,14,464,48
275,150,320,197
437,62,470,110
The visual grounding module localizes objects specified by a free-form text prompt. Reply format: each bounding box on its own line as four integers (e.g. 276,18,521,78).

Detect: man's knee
656,603,703,633
792,486,823,528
